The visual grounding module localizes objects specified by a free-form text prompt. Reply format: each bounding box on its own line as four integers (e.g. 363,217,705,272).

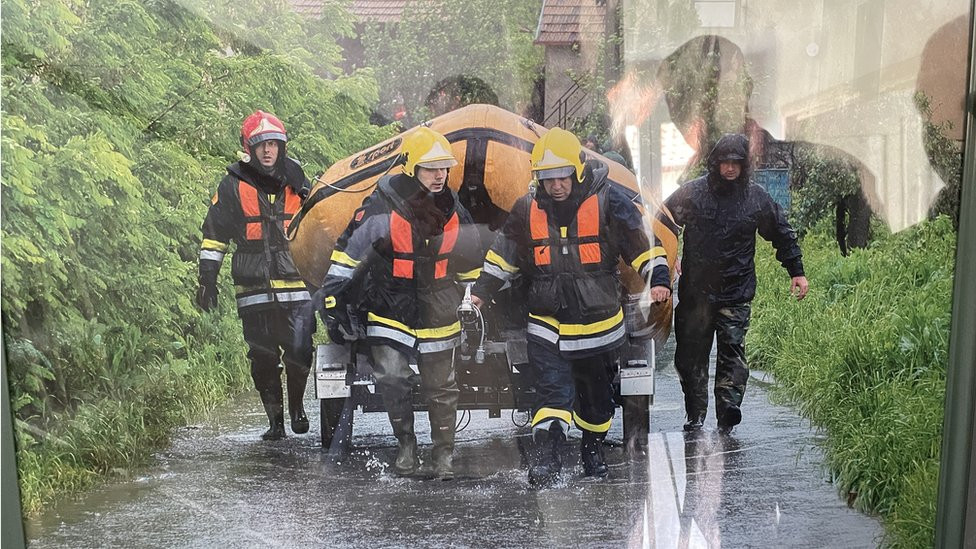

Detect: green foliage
566,25,622,142
788,144,863,236
2,0,387,513
915,92,964,229
361,0,543,124
748,216,956,548
662,0,702,43
658,34,754,157
12,311,250,511
424,75,500,114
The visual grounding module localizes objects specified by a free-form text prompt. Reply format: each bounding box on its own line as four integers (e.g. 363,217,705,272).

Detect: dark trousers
527,340,617,433
241,306,313,402
368,345,459,421
673,299,751,422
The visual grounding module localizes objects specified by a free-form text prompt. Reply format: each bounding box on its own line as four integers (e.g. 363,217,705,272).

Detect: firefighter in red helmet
197,110,314,440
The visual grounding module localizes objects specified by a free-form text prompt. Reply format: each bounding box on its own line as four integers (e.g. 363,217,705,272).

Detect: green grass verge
11,310,250,516
748,216,956,548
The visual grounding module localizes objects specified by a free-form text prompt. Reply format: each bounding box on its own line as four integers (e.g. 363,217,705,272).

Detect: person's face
416,166,448,192
542,176,573,201
719,161,742,180
254,140,280,168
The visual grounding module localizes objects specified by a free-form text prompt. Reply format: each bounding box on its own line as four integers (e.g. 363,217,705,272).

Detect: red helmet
240,110,288,155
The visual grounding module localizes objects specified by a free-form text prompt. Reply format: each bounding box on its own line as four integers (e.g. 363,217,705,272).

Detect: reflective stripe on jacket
473,160,667,358
319,174,483,355
199,160,311,312
525,184,624,356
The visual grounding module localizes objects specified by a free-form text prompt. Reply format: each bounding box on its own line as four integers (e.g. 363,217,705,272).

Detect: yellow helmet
401,126,458,177
530,127,584,182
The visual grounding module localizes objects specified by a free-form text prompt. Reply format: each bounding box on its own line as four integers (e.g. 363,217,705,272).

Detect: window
694,0,737,28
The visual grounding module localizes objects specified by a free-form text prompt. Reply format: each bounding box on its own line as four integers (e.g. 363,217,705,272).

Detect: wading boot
389,410,419,476
581,430,609,478
421,351,459,481
528,425,565,488
286,375,309,435
717,405,742,435
428,407,456,481
259,389,286,441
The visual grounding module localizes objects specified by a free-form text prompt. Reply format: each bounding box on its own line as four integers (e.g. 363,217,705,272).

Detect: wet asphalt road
24,341,883,548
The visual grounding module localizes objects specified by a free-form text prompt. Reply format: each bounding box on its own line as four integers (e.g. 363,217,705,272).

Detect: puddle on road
25,376,883,548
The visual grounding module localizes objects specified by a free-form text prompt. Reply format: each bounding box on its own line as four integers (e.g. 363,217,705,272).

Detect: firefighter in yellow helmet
471,127,671,487
315,127,484,480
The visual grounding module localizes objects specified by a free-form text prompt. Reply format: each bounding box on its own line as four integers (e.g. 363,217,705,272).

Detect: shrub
748,216,955,547
2,0,388,513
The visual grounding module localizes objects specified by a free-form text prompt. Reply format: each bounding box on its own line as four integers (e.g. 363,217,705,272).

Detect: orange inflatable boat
288,104,677,342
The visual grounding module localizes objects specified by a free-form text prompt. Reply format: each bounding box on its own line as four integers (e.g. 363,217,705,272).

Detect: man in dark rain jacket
197,110,313,441
652,133,809,434
317,127,483,480
471,128,671,487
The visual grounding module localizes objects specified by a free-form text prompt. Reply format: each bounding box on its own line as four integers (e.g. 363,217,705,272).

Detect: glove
326,312,354,343
326,321,346,344
197,266,220,312
196,284,218,312
323,299,354,343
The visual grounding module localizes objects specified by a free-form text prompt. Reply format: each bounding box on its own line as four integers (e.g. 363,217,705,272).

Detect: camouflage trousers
673,299,751,424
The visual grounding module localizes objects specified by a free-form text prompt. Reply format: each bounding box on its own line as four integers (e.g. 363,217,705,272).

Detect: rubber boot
389,410,419,476
286,373,309,435
528,424,565,488
428,406,456,481
422,351,459,481
259,389,286,440
581,430,609,478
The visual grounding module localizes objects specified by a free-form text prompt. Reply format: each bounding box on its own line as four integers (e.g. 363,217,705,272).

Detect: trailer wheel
622,395,650,448
320,398,345,449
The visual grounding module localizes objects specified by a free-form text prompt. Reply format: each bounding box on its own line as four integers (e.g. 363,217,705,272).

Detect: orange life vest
390,210,460,280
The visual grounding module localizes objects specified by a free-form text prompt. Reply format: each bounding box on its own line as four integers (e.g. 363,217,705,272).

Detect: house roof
288,0,329,19
535,0,607,45
287,0,409,22
350,0,409,22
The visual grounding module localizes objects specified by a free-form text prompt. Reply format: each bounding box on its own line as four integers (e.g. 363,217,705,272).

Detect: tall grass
748,216,956,548
10,310,251,515
2,0,389,518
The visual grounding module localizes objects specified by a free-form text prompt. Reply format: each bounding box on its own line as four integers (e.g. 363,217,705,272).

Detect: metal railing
544,78,590,129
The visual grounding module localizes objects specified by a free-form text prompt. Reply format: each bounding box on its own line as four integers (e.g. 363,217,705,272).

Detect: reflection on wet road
25,358,882,548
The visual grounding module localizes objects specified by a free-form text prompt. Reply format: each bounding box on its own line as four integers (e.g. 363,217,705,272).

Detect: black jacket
319,173,483,354
474,160,670,357
199,159,312,312
663,134,803,306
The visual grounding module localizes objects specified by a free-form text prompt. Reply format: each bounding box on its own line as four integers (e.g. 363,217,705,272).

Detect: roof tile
287,0,411,22
350,0,410,22
535,0,606,45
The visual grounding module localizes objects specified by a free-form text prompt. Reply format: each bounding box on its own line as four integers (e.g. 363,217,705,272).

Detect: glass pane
694,1,737,28
3,0,970,547
616,0,969,546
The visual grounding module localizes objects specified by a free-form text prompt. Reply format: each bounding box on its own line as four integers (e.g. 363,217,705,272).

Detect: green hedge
2,0,388,514
748,216,956,548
